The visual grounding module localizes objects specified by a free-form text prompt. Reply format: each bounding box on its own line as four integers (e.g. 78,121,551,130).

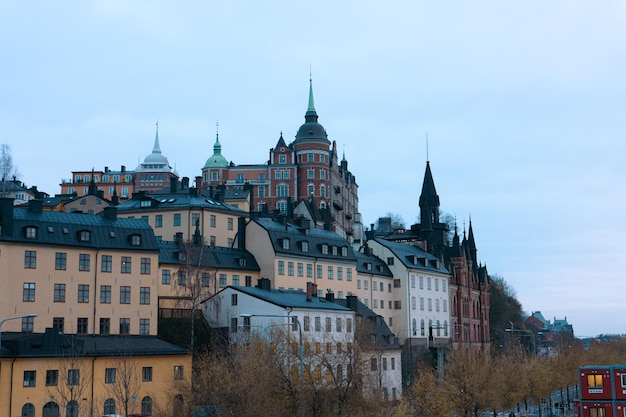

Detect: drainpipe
8,357,16,417
93,248,99,334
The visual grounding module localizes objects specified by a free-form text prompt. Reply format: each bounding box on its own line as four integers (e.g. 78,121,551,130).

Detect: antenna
216,121,219,137
426,131,429,162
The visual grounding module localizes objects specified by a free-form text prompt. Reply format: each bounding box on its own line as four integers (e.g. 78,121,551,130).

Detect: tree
101,339,141,417
46,336,90,417
0,143,19,196
489,274,526,351
374,213,406,232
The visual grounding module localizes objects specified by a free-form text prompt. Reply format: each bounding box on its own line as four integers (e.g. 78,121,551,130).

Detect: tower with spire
134,122,178,193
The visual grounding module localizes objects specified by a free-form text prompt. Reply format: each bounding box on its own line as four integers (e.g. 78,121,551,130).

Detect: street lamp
241,313,305,417
505,327,536,357
0,314,38,355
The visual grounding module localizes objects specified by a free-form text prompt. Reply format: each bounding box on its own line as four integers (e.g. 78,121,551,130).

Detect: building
241,217,358,298
201,80,362,243
0,178,46,205
575,365,626,417
0,328,190,417
0,198,159,336
133,123,179,193
354,250,395,326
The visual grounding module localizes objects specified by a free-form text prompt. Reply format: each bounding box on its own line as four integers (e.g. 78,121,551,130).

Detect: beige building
354,250,396,330
0,199,159,336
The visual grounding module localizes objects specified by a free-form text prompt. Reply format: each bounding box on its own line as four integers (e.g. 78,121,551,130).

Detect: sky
1,1,625,337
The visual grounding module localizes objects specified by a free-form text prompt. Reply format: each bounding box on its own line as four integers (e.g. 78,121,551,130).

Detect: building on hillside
0,198,159,336
575,364,626,417
115,177,247,246
200,80,362,244
0,179,47,205
369,161,491,353
0,328,190,417
241,216,358,298
354,250,395,326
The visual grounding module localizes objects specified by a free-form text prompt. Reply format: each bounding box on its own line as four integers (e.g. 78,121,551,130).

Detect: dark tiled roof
116,193,246,215
255,219,356,262
335,297,400,350
355,251,393,277
158,241,260,272
1,330,188,357
228,285,352,312
372,238,449,274
1,205,158,251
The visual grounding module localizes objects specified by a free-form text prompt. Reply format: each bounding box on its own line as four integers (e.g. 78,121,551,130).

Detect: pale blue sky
1,1,625,337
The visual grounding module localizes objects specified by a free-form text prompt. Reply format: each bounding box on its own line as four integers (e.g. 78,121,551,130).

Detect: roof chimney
325,290,335,303
306,282,314,301
0,198,14,237
28,199,43,214
103,206,117,221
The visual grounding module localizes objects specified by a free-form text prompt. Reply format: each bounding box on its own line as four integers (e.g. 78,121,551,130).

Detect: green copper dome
294,78,329,144
203,135,229,168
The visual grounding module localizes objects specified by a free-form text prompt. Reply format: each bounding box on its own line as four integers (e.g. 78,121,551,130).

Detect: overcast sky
1,1,625,337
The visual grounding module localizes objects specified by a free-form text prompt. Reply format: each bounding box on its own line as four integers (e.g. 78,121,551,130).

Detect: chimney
104,166,109,173
103,206,117,221
306,282,314,301
28,199,43,214
0,198,14,237
170,177,178,193
182,177,189,189
256,278,271,291
195,176,202,191
121,165,126,172
346,295,359,311
325,290,335,303
238,217,246,250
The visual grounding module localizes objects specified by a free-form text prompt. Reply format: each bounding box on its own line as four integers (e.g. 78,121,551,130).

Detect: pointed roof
203,132,229,169
275,132,287,149
138,123,172,171
294,77,329,145
419,161,440,230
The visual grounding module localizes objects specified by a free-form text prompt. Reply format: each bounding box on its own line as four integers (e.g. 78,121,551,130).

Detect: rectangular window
23,370,36,387
100,285,111,303
79,253,90,271
155,214,163,228
306,264,313,278
121,256,131,273
391,357,396,370
219,274,227,287
46,370,58,386
315,316,321,331
228,218,233,230
589,408,606,417
394,301,402,310
316,265,323,279
162,269,171,285
192,213,200,227
288,262,294,276
53,317,64,332
347,268,352,281
24,250,36,268
427,277,432,290
278,261,285,275
325,317,332,332
202,272,210,287
140,318,150,335
23,282,35,302
587,374,604,388
54,284,65,303
337,267,343,280
230,317,238,333
327,266,333,279
174,365,184,380
141,258,151,274
304,316,310,331
411,275,416,288
364,280,369,290
68,369,80,385
78,284,89,303
383,357,388,370
428,298,432,311
142,366,153,382
210,215,216,227
55,252,67,270
371,358,377,371
420,297,425,310
173,213,181,226
346,318,352,333
411,296,416,310
105,368,116,384
120,286,131,304
77,318,88,335
297,263,303,277
435,278,439,291
22,316,34,332
119,318,130,335
357,279,361,289
140,287,150,304
101,255,112,272
419,276,424,289
100,318,110,335
336,318,342,332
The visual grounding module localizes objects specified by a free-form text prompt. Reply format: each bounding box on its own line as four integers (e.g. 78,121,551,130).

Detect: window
219,274,227,287
78,253,90,271
587,374,604,388
383,357,388,370
394,301,402,310
347,268,352,281
231,293,238,306
23,282,35,302
278,261,285,275
142,397,153,415
23,370,36,387
77,318,88,335
22,403,35,417
427,277,432,290
142,367,153,382
155,214,163,228
141,258,151,274
202,272,210,287
589,408,606,417
140,318,150,335
100,285,111,303
325,317,332,332
371,358,377,371
228,218,233,230
46,370,58,386
303,316,310,331
53,317,64,332
105,368,116,384
100,318,110,335
307,264,313,278
68,369,80,385
442,279,446,291
162,269,171,285
78,284,89,303
120,286,131,304
336,318,342,332
411,275,416,288
347,318,352,333
276,184,289,197
288,262,294,276
337,267,343,280
420,297,425,310
327,266,333,279
435,278,439,291
391,357,396,370
174,366,184,380
119,318,130,335
419,276,424,289
296,263,303,277
364,280,369,290
173,213,181,226
24,250,36,268
411,296,416,310
140,287,150,304
357,279,361,289
55,252,67,270
316,265,322,279
78,230,91,242
428,298,432,311
210,235,216,245
101,255,112,272
230,317,238,333
121,256,131,273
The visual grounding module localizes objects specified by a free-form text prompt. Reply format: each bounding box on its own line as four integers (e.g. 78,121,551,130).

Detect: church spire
419,161,440,230
153,121,162,155
304,75,319,123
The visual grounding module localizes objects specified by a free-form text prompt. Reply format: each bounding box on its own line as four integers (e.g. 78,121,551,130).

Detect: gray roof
255,219,356,261
229,285,352,312
372,238,449,274
116,193,246,215
355,251,393,277
159,241,260,272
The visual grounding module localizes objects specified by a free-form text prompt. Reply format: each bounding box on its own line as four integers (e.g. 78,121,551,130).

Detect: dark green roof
372,238,449,274
355,251,393,277
158,241,260,272
116,193,246,215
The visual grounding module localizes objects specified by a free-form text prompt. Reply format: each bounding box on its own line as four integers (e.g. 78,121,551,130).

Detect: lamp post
505,327,536,357
0,314,38,355
241,313,305,417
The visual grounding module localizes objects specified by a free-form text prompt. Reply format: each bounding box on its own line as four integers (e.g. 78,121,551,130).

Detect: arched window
66,400,78,417
411,318,417,336
103,398,116,415
141,396,153,415
420,319,425,336
436,320,441,336
22,403,35,417
42,402,60,417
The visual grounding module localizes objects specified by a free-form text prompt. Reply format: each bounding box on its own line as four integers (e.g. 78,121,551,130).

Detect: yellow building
0,199,159,336
0,329,191,417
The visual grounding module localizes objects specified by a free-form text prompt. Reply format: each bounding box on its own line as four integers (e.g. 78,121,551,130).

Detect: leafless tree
0,143,19,196
46,336,90,417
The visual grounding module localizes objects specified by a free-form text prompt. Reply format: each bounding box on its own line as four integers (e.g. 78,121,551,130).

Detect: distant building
0,178,46,205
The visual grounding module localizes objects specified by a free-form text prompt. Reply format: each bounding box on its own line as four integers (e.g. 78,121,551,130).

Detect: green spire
307,77,315,112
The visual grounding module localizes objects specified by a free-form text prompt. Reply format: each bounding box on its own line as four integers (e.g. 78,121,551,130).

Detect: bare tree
0,143,19,196
101,339,141,417
46,336,90,417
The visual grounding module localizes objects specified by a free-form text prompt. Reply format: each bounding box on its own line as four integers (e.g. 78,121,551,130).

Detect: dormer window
24,226,37,239
129,234,141,246
366,262,372,271
332,246,338,256
282,238,290,250
239,258,247,267
78,230,91,242
321,244,329,255
301,241,309,252
341,247,348,257
140,200,152,207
